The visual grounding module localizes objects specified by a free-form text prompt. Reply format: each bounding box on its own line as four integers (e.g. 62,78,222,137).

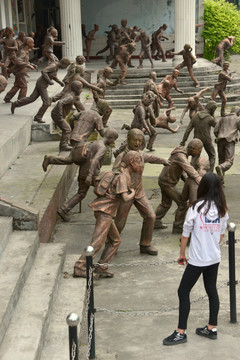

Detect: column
59,0,83,61
174,0,195,65
0,0,6,29
4,0,13,28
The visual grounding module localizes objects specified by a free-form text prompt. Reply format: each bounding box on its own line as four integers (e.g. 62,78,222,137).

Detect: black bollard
66,312,80,360
227,222,237,323
86,246,95,359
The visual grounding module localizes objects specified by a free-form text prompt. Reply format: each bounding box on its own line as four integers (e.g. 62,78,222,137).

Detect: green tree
203,0,240,60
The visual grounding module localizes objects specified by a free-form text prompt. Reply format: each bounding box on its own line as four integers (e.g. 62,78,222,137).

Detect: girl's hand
178,256,188,265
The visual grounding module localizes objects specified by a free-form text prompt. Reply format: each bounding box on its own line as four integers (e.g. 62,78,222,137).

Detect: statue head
188,97,196,108
121,151,143,173
231,106,240,116
142,91,155,106
205,100,217,115
187,138,203,157
149,71,157,81
104,128,119,145
127,129,144,151
223,62,229,70
184,43,192,52
18,31,26,41
76,55,86,65
75,65,84,76
71,80,83,95
103,67,113,78
121,19,128,27
59,57,71,68
112,24,118,32
162,24,168,30
140,30,146,36
172,69,179,78
24,37,34,49
94,24,99,31
162,79,170,89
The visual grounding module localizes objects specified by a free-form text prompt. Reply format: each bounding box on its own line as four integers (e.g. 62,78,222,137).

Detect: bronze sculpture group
1,24,238,280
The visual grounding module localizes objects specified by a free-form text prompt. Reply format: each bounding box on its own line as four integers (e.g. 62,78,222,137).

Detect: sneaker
163,330,187,346
196,325,217,340
57,208,70,222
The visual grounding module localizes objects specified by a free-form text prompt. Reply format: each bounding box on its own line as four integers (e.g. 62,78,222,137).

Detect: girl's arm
219,234,224,244
178,235,189,265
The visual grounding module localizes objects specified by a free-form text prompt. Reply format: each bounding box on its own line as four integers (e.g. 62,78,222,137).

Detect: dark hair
192,173,228,217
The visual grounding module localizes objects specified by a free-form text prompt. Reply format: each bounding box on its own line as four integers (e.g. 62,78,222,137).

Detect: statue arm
180,106,189,124
78,76,103,93
180,121,194,145
143,153,169,166
88,146,106,178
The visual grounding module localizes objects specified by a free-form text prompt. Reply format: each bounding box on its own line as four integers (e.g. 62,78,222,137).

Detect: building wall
81,0,205,58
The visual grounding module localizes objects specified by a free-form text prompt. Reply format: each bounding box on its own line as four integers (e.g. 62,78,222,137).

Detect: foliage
203,0,240,60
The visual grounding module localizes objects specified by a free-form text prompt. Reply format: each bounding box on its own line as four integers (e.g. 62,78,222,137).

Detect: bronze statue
69,108,105,147
143,71,163,117
3,37,36,103
73,150,142,278
180,100,217,172
154,139,203,233
10,57,71,122
214,106,240,182
151,24,168,61
16,31,26,49
51,64,103,110
107,128,169,257
111,42,136,85
42,128,119,221
155,108,180,133
136,30,153,69
182,157,210,204
96,24,119,64
38,27,65,64
83,24,99,62
170,44,200,88
211,62,232,117
121,91,157,151
0,27,18,79
212,36,235,67
179,87,210,124
157,69,183,108
0,74,7,93
51,80,83,151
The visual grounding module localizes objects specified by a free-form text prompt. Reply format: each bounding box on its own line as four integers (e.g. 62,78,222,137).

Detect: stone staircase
0,67,93,359
106,61,240,109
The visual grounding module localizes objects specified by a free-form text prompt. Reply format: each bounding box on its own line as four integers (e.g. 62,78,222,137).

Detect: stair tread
0,242,66,360
0,231,39,345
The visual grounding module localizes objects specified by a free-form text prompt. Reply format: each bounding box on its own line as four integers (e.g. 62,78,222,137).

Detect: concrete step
0,230,39,346
0,242,66,360
0,141,77,241
0,217,13,258
40,254,86,360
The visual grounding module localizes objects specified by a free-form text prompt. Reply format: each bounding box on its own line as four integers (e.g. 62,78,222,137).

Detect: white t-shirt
182,201,229,267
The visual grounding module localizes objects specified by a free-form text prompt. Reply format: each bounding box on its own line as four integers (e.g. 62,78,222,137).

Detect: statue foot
137,65,143,69
155,56,161,60
172,227,183,234
42,155,50,172
120,81,127,85
195,83,200,88
215,165,224,181
60,145,72,151
154,221,168,230
33,117,45,123
57,208,70,222
94,264,114,278
73,267,87,278
162,59,167,62
3,99,11,103
140,245,158,256
128,65,135,68
11,102,16,114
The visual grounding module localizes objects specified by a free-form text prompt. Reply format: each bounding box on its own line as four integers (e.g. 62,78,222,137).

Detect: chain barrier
97,259,178,268
96,281,234,317
79,266,93,339
87,314,94,360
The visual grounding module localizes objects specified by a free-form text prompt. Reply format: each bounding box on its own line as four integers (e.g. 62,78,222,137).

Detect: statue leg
133,195,156,247
220,91,227,116
60,177,90,214
146,127,157,151
154,183,173,228
98,222,122,264
165,94,174,108
203,141,216,172
34,86,51,122
217,139,234,176
188,65,199,87
74,212,113,277
17,75,27,99
53,116,72,151
159,44,167,62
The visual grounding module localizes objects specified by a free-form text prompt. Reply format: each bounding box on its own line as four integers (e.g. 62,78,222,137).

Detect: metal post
227,222,237,323
66,312,80,360
86,246,95,359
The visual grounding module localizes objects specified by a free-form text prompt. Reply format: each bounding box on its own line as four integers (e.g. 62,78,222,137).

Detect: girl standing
163,172,229,345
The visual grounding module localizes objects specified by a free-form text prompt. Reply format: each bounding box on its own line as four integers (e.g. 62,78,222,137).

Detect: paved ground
51,56,240,359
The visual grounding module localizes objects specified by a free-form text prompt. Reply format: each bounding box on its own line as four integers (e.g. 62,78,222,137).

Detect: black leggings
178,263,219,330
